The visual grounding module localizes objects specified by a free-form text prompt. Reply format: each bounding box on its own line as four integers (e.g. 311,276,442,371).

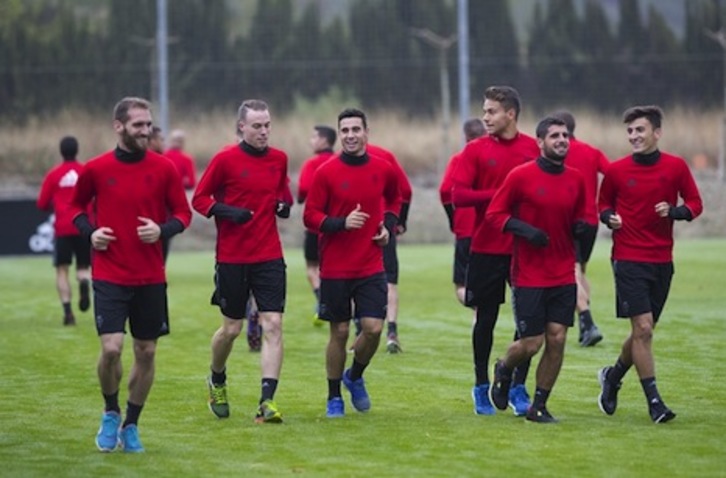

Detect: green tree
578,0,617,110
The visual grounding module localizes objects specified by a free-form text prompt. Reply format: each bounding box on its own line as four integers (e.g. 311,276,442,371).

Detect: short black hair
551,110,576,135
59,136,78,160
535,116,567,139
314,125,337,147
484,86,522,119
338,108,367,129
462,118,485,141
622,105,664,129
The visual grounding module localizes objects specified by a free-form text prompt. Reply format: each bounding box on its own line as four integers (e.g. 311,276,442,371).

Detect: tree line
0,0,721,121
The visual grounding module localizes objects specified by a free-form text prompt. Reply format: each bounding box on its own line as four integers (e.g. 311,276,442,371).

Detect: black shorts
512,284,576,338
319,272,388,323
53,235,91,268
613,260,673,322
93,280,169,340
575,223,598,264
453,237,471,286
303,231,319,263
383,228,399,284
465,253,510,307
211,259,286,319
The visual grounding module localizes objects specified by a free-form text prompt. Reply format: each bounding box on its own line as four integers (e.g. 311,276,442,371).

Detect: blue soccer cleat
508,384,531,417
342,369,371,412
326,397,345,418
472,384,496,415
119,424,145,453
95,411,121,452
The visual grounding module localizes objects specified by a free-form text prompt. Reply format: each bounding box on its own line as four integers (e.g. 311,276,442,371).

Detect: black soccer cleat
488,359,512,411
580,325,603,347
526,406,559,424
649,400,676,424
597,366,621,415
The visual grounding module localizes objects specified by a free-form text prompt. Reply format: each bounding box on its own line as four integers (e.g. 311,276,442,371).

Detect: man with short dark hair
193,99,291,424
596,105,703,423
297,125,337,325
37,136,91,326
303,107,400,418
165,129,197,190
451,86,540,417
486,116,587,423
71,96,192,452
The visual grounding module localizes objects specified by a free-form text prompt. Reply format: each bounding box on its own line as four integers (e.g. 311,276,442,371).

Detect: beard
120,127,148,153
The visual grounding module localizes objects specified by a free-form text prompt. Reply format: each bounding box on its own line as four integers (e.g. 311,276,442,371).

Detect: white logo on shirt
59,169,78,188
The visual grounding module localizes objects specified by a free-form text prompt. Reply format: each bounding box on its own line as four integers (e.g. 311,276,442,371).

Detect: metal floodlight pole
457,0,470,148
156,0,169,136
411,28,457,176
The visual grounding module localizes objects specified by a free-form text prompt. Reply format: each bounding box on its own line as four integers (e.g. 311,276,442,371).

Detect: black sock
328,379,342,400
640,377,662,405
62,302,72,316
260,378,278,403
472,304,498,385
532,387,551,409
211,367,226,385
387,321,397,336
579,310,594,329
608,358,630,383
349,359,368,381
122,401,143,427
103,391,120,413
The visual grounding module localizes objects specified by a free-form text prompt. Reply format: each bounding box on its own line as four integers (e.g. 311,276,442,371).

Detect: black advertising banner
0,200,54,255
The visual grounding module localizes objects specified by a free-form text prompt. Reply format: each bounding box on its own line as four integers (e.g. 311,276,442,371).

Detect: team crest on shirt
240,169,249,178
487,158,497,167
107,177,117,186
341,180,350,190
627,178,637,188
536,187,546,196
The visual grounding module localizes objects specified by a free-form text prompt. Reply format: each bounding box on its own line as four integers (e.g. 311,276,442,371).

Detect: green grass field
1,239,725,477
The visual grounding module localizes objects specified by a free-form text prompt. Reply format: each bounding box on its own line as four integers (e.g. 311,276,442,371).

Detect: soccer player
486,116,587,423
367,143,412,353
148,126,165,154
303,108,401,418
297,125,337,325
37,136,91,326
71,97,192,452
551,110,609,347
596,105,703,423
165,129,197,190
439,118,485,305
192,99,290,424
451,86,539,417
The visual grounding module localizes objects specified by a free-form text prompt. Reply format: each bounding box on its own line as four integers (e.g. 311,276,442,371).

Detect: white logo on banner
29,214,55,253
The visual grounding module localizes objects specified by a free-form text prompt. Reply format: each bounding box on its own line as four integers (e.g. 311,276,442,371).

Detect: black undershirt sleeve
599,208,615,227
73,213,95,240
668,205,693,221
159,217,185,239
443,204,455,232
320,217,347,233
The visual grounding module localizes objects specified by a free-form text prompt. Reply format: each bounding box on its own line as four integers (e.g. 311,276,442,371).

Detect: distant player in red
297,125,337,325
37,136,91,326
366,143,411,353
193,99,290,424
71,97,192,452
451,86,539,417
164,129,197,190
596,105,703,424
487,116,587,423
552,111,610,347
439,118,484,305
303,108,401,418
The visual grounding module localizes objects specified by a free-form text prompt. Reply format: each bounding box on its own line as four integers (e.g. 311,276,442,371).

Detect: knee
546,327,567,349
632,321,654,342
522,336,544,356
220,320,243,340
330,322,350,343
133,341,157,364
260,313,282,339
361,319,383,338
101,345,122,363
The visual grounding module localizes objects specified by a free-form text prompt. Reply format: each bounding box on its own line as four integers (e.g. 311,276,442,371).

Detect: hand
345,204,369,230
527,228,549,247
372,222,389,246
137,216,161,243
609,212,623,230
91,226,116,251
654,202,670,218
231,208,253,224
275,200,291,218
